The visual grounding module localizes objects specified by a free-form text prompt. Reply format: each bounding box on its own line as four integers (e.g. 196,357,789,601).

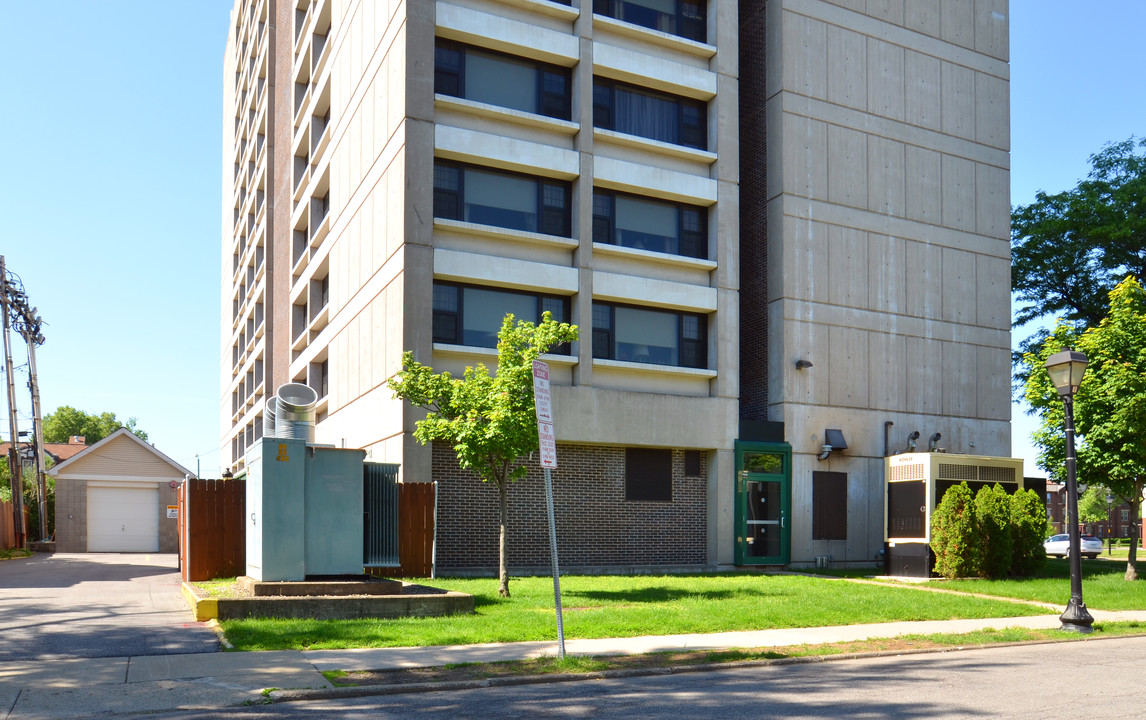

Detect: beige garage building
50,428,192,553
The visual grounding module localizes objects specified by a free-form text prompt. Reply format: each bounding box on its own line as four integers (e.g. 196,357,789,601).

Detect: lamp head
1045,350,1088,396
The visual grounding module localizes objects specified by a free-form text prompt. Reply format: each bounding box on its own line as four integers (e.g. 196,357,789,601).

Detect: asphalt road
132,636,1146,720
0,553,219,661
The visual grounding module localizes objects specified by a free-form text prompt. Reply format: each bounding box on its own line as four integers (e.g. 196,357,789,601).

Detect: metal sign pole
544,466,565,659
532,360,565,659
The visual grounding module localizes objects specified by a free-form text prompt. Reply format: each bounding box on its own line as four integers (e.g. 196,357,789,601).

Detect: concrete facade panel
826,124,867,208
940,247,977,325
866,134,906,216
828,325,869,408
904,49,941,131
903,0,941,38
780,113,829,201
867,232,907,313
905,335,943,414
975,0,1010,61
828,224,869,308
940,61,975,141
941,340,979,417
866,37,905,121
904,239,943,320
904,144,941,223
975,254,1011,330
826,24,867,111
940,0,975,50
940,153,976,232
781,10,828,100
975,160,1010,238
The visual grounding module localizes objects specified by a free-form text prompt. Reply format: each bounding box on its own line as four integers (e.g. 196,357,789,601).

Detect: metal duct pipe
274,382,318,442
263,397,277,438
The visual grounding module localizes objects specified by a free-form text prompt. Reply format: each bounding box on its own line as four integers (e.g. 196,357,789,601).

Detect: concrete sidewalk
6,609,1146,719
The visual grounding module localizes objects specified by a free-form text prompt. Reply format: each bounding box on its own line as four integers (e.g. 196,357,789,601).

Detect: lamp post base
1060,598,1094,634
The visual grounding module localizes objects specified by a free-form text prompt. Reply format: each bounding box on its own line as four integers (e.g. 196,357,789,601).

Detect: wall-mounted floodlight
795,359,814,370
817,429,848,461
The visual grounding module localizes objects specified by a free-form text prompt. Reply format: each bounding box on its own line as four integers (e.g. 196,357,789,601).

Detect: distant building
222,0,1013,570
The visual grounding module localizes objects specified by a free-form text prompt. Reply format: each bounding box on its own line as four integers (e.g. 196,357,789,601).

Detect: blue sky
0,1,1143,478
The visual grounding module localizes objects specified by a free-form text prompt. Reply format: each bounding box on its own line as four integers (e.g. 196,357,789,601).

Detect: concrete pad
127,650,331,689
0,657,129,690
7,679,267,720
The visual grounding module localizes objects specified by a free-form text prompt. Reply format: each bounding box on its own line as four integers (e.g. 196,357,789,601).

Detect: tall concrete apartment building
222,0,1011,569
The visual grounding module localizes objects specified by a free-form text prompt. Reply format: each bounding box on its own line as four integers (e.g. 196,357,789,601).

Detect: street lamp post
1045,349,1094,634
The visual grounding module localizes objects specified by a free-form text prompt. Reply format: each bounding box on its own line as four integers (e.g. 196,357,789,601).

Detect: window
593,79,706,149
433,283,571,351
593,190,707,258
625,448,672,501
812,472,848,541
684,450,702,476
434,162,571,237
1121,509,1130,523
592,303,707,368
593,0,706,42
435,40,571,120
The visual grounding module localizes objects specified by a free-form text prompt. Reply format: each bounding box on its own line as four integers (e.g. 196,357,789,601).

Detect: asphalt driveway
0,553,219,661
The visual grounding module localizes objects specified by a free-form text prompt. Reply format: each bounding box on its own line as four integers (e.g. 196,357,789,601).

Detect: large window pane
462,287,537,348
615,195,678,254
615,87,678,144
615,306,678,365
464,170,537,231
466,51,538,114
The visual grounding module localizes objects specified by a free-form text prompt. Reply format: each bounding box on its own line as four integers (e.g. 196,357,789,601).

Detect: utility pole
22,320,46,541
0,256,26,548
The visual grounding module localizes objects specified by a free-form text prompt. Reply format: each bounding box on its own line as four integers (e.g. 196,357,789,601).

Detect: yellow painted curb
181,581,219,622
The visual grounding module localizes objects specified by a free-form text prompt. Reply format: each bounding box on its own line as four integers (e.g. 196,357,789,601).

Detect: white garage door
88,485,160,552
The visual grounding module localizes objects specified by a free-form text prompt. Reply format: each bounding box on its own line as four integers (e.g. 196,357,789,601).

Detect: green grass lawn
218,572,1049,652
934,558,1144,609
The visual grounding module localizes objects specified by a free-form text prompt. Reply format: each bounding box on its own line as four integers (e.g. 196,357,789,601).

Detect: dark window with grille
593,78,706,150
592,302,707,369
593,190,707,259
593,0,706,42
433,161,571,237
435,40,571,120
812,472,847,541
432,282,570,352
626,448,672,502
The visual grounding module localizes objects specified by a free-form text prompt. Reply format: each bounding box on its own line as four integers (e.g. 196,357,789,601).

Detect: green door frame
734,440,792,565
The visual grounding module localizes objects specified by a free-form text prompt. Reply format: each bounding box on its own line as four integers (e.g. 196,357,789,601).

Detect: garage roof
47,428,194,482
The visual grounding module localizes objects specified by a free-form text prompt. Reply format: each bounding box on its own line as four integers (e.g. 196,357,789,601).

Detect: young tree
1077,485,1113,525
1023,276,1146,581
388,313,578,597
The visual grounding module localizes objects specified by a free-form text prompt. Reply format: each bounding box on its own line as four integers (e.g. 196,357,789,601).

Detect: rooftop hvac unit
884,453,1026,577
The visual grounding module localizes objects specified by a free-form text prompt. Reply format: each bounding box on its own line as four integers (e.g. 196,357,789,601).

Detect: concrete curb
270,634,1110,703
182,582,218,622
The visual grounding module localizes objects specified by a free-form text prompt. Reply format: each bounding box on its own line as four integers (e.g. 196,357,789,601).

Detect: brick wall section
433,442,708,571
738,1,769,421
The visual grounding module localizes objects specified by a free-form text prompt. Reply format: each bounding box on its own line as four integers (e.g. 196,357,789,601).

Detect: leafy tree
974,484,1013,579
1078,485,1113,525
1011,137,1146,372
388,313,578,597
1010,488,1048,577
930,483,978,580
1023,276,1146,581
0,457,54,541
42,406,149,445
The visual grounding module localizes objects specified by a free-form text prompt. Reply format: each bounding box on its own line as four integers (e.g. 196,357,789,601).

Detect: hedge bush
930,482,1051,579
975,483,1013,578
1010,488,1049,577
930,482,978,579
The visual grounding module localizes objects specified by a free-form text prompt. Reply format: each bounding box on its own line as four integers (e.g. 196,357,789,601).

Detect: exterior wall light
817,429,848,461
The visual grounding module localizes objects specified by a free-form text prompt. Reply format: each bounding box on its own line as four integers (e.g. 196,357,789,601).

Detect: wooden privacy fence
179,477,436,581
180,479,245,582
402,482,437,577
1,500,16,550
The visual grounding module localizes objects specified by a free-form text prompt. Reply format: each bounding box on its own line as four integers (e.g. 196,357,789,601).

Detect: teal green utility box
245,438,365,581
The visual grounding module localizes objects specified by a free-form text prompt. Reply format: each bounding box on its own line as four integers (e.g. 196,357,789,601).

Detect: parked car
1044,533,1102,559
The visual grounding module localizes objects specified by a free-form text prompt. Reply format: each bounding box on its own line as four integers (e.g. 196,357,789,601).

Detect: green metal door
735,441,791,565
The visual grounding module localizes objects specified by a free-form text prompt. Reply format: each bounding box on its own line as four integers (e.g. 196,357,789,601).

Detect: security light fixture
795,359,814,369
818,429,848,461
